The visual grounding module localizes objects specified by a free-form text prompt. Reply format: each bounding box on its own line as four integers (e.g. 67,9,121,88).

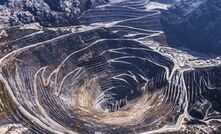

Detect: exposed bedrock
0,0,109,27
0,0,220,133
0,26,176,133
0,24,220,133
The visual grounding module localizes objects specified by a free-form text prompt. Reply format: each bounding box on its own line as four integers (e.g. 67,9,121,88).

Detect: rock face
161,0,221,55
0,0,108,27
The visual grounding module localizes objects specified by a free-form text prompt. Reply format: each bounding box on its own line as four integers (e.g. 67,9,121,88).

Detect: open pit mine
0,0,220,134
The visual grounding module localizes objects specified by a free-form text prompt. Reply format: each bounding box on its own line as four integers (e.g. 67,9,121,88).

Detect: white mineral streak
0,124,28,134
0,30,8,39
146,2,171,10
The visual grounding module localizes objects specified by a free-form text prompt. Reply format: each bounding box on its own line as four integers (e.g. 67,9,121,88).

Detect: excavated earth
0,0,221,133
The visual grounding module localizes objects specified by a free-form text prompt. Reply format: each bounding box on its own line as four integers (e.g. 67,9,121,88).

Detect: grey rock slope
0,0,108,27
161,0,221,55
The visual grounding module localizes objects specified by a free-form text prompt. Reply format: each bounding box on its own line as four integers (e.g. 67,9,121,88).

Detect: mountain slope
161,0,221,55
0,0,108,28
